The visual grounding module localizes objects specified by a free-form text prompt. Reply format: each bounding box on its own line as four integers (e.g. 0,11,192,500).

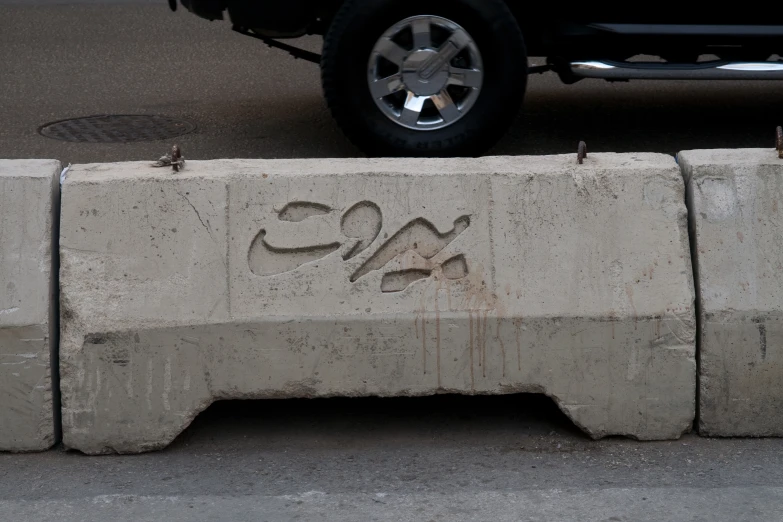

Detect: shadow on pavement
493,79,783,157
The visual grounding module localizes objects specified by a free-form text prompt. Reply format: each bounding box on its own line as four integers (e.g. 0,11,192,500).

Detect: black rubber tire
321,0,527,157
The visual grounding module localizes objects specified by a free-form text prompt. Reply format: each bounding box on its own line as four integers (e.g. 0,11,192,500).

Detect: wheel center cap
402,50,449,96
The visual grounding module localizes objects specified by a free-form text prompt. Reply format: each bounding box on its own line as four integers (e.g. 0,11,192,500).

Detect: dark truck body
179,1,781,60
174,1,783,156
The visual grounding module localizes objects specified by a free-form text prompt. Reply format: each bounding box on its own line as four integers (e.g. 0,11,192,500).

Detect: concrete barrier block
680,149,783,436
60,155,695,454
0,159,59,452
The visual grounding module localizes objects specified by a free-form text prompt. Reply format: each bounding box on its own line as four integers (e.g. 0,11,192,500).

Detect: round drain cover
39,115,195,143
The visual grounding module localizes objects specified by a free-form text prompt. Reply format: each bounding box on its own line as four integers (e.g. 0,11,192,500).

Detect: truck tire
321,0,527,157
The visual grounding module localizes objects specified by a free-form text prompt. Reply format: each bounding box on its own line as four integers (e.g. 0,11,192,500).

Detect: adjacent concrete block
60,155,696,454
681,149,783,436
0,159,59,451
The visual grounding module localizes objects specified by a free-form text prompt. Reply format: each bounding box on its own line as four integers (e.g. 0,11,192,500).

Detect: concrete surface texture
681,149,783,436
0,159,59,451
59,154,696,454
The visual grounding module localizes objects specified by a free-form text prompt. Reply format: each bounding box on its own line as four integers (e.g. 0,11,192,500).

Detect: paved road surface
1,1,781,165
3,396,783,521
2,3,783,520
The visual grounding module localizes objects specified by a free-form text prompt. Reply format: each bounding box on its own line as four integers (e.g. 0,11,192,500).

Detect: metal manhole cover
39,115,196,143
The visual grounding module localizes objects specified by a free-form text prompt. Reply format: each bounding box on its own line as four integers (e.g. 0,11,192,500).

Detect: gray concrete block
0,159,60,452
680,149,783,436
60,155,696,454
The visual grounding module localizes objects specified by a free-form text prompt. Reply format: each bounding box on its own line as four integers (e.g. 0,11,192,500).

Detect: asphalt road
3,3,783,520
3,395,783,521
1,1,781,165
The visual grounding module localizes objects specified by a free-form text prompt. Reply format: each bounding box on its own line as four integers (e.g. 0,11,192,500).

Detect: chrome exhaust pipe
569,60,783,80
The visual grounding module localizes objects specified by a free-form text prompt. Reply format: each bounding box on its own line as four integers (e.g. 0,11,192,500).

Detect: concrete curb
57,155,695,454
0,159,60,452
681,149,783,436
3,150,780,454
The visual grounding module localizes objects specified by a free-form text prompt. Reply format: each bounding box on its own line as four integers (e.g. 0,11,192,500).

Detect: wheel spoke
369,74,404,99
447,67,482,88
375,38,408,66
399,92,426,126
430,28,471,71
432,90,460,124
411,18,432,50
446,28,471,53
